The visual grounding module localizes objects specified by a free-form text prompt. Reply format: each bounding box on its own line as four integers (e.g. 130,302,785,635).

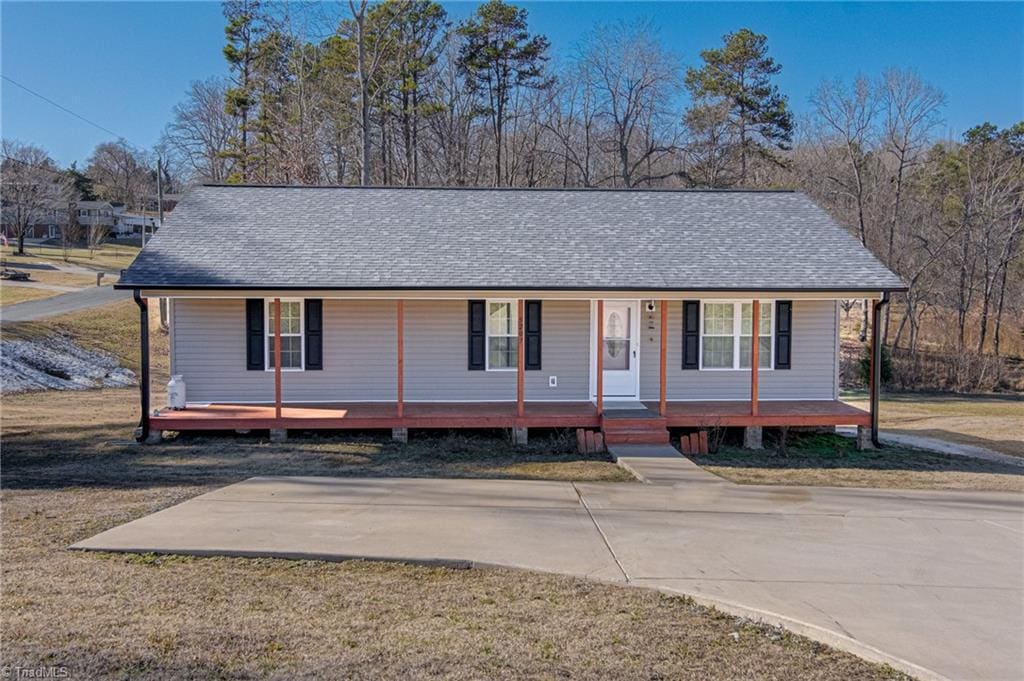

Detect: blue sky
2,1,1022,167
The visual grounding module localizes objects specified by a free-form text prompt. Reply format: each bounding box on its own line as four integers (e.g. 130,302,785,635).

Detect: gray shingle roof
118,185,905,291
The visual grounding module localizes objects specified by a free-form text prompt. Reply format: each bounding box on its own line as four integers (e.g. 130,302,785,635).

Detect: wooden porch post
274,297,282,420
659,300,667,417
750,299,760,417
396,300,404,418
596,300,604,417
517,299,525,418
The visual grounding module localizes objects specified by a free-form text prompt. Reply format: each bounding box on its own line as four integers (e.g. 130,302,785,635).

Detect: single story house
116,185,904,447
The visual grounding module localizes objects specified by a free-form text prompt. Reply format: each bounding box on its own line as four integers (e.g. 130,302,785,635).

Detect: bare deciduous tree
1,140,72,255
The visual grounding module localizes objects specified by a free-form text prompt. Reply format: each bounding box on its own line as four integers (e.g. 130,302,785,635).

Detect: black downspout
134,290,150,443
870,291,891,448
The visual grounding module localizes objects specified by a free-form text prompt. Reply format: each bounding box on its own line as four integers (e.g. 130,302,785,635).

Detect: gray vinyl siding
170,298,591,404
171,298,397,403
403,299,590,401
639,300,839,401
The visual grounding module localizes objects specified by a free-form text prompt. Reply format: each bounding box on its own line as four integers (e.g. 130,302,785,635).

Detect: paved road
75,462,1024,681
0,285,129,322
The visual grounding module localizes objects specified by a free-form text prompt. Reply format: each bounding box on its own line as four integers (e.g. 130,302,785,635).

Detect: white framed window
265,299,304,371
700,301,773,370
486,299,518,371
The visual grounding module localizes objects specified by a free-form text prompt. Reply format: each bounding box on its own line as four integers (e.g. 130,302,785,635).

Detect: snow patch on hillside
1,335,136,394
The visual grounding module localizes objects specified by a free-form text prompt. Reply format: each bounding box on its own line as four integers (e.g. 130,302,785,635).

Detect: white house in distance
116,185,904,448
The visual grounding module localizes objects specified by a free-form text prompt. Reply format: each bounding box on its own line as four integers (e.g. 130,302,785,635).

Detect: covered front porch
147,399,869,434
134,291,886,447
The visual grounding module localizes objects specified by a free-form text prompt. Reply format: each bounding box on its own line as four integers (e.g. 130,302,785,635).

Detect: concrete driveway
74,469,1023,681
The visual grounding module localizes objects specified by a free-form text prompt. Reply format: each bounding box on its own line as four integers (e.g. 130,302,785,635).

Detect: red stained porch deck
648,400,871,428
149,400,869,432
150,401,601,431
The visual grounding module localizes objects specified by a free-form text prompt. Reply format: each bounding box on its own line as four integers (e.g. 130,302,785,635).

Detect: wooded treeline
4,0,1021,391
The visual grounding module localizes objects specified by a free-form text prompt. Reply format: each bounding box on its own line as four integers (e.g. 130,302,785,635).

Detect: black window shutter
305,299,323,370
245,299,265,371
468,300,486,370
682,300,700,369
525,300,542,370
775,300,792,370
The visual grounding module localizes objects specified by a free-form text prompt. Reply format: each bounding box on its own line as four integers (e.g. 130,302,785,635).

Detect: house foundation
392,427,409,443
855,426,874,450
269,428,288,442
512,427,529,445
743,425,763,450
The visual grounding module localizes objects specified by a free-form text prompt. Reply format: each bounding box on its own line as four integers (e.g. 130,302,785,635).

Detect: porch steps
601,408,670,445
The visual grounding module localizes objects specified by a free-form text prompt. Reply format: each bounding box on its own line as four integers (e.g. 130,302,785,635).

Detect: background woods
3,0,1021,393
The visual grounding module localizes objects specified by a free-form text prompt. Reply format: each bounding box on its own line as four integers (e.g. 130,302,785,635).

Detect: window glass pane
268,336,302,369
741,302,772,336
739,336,773,368
603,339,630,370
702,336,734,368
488,302,515,336
703,303,734,335
488,336,517,369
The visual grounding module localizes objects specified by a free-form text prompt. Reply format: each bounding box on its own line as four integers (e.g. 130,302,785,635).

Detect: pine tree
457,0,550,187
684,28,793,185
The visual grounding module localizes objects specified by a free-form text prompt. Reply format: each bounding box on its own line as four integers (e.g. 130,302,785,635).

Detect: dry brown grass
0,476,910,679
3,242,140,272
0,283,57,306
844,393,1024,457
698,433,1023,492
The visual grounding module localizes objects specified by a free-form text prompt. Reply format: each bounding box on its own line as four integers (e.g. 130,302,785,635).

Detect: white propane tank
168,375,187,410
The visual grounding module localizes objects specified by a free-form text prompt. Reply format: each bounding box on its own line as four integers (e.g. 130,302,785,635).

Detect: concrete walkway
0,284,129,322
608,443,726,485
73,470,1024,681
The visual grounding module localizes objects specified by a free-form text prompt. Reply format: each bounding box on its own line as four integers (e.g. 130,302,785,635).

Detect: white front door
593,300,640,400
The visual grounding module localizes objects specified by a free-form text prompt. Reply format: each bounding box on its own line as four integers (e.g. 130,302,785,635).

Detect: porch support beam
396,300,404,419
133,290,151,442
659,300,668,416
596,300,604,417
274,297,282,420
870,292,891,447
751,299,760,417
517,299,525,418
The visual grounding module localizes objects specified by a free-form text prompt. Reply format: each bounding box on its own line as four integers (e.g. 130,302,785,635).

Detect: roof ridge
198,183,798,194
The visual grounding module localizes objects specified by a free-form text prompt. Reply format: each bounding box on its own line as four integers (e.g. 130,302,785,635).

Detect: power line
2,75,130,143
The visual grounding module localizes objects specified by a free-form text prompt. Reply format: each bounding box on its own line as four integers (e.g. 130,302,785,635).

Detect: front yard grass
697,432,1023,492
1,393,912,678
844,392,1024,457
0,482,910,680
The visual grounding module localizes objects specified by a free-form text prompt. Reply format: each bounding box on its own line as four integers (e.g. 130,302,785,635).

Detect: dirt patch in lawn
696,433,1024,492
1,482,911,680
844,392,1024,458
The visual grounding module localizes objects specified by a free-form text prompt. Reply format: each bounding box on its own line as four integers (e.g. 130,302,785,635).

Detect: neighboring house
116,185,904,446
112,205,159,236
75,200,117,228
1,200,68,240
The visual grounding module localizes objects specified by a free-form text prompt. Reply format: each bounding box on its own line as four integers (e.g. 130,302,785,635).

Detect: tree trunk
16,231,25,255
992,261,1009,357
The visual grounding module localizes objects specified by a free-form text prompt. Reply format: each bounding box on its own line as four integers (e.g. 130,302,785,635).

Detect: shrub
859,343,893,388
